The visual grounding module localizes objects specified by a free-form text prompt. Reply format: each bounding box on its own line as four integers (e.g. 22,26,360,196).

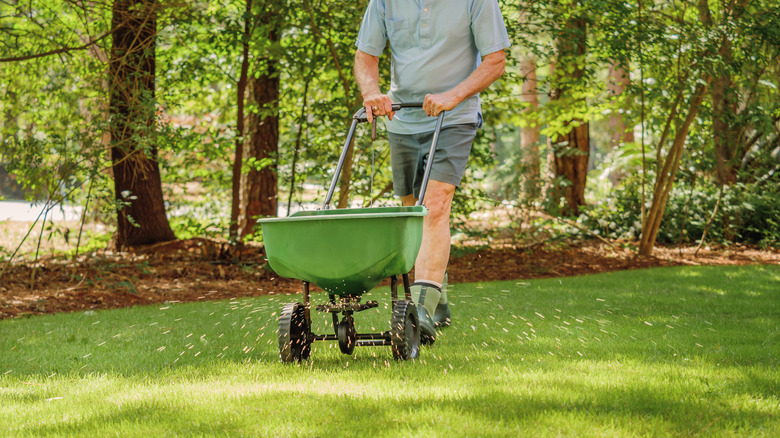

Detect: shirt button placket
421,0,432,48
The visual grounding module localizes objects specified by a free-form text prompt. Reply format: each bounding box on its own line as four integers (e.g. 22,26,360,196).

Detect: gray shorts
389,121,480,198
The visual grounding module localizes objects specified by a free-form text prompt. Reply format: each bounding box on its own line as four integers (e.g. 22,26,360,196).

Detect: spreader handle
323,102,446,209
352,102,424,123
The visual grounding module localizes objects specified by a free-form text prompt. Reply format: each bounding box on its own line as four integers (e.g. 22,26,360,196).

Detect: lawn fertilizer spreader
259,102,445,362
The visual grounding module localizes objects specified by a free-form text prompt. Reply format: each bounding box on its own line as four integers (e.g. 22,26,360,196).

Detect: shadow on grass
16,376,778,436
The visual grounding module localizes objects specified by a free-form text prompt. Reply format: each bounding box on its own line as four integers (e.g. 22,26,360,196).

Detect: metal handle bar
323,102,445,209
352,102,424,123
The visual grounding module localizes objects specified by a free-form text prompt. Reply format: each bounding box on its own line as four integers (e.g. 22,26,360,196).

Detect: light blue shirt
356,0,511,134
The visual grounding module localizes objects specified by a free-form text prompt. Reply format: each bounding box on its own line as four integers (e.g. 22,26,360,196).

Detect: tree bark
108,0,175,248
638,82,710,257
551,121,589,216
519,57,540,200
550,12,589,217
243,6,280,235
710,41,740,186
229,0,252,240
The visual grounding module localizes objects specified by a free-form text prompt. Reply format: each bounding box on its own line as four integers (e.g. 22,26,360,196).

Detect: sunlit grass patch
1,265,778,437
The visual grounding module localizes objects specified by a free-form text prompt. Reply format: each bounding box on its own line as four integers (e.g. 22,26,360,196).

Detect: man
354,0,510,343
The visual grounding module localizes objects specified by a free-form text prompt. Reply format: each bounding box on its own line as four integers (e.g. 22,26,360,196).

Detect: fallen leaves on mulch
1,238,777,319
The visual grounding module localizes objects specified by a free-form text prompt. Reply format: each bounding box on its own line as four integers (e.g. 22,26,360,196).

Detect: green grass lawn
1,265,778,437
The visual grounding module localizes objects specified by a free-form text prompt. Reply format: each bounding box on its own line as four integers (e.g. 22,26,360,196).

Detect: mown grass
1,265,778,437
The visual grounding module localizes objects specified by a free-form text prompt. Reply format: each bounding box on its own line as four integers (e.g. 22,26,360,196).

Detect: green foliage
581,172,780,248
169,215,226,240
66,230,113,257
722,180,780,247
0,0,110,205
2,0,779,253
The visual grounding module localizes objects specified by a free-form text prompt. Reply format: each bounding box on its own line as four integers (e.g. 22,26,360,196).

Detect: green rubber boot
410,283,440,344
434,272,451,327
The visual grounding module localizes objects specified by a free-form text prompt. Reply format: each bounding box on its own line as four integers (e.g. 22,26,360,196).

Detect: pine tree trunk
243,72,279,234
243,8,280,235
229,0,252,240
109,0,175,248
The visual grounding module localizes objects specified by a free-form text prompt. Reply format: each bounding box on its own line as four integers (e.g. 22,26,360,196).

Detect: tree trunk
243,73,280,234
701,0,749,187
710,42,740,186
109,0,175,248
639,0,747,257
519,57,540,200
243,7,280,236
229,0,252,241
551,121,590,216
637,0,748,256
550,12,589,217
638,83,710,257
607,63,634,147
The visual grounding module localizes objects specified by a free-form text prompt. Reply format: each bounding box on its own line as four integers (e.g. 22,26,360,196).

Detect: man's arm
354,49,394,122
423,50,506,117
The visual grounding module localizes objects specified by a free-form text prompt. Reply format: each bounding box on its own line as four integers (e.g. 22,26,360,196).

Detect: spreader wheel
337,316,357,355
390,300,420,360
278,302,311,363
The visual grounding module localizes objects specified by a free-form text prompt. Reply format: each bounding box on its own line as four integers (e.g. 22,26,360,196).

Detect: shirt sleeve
470,0,511,56
355,0,387,56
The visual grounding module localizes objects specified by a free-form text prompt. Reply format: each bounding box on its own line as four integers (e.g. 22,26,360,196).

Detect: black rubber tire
278,302,311,363
337,316,357,355
390,300,421,361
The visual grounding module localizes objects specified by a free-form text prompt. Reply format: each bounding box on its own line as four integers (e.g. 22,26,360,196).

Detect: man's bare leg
402,180,455,341
402,180,455,284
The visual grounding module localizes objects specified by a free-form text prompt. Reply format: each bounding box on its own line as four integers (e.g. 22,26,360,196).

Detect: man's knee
422,183,455,220
424,195,451,218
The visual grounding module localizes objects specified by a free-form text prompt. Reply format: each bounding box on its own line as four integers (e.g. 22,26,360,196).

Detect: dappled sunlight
6,359,776,437
1,265,778,435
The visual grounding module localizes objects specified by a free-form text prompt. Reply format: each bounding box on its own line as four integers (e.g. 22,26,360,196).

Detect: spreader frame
270,103,445,362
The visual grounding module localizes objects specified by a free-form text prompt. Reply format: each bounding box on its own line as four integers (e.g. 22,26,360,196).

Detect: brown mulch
1,237,777,319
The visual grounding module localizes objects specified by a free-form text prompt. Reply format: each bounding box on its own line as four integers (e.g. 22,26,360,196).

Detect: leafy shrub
581,174,780,248
169,215,227,241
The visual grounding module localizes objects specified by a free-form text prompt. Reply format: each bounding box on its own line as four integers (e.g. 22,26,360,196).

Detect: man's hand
363,93,395,123
423,92,461,117
354,50,395,123
423,50,506,118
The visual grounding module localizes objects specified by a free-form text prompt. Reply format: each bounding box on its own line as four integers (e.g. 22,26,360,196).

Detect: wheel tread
390,300,421,360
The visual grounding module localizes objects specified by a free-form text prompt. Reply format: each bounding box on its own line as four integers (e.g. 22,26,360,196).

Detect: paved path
0,201,82,222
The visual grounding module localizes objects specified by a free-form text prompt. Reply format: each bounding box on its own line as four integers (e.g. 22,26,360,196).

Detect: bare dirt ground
2,236,777,319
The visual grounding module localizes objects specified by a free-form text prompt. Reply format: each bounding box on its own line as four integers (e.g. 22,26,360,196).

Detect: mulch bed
1,238,777,319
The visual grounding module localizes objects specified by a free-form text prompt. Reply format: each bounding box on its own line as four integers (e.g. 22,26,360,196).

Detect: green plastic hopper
259,206,427,297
